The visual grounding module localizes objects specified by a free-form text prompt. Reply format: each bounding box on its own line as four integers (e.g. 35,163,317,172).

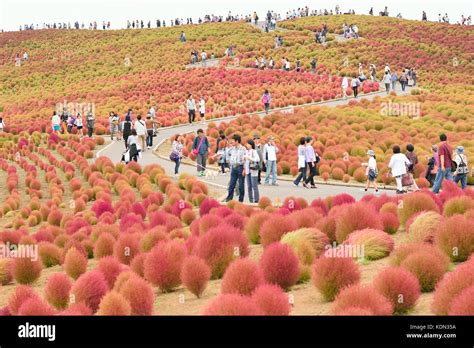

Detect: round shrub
113,233,140,265
97,256,124,289
181,255,211,298
44,273,72,309
398,192,439,227
38,242,63,267
333,284,393,315
443,196,474,217
373,266,421,314
221,258,263,296
448,284,474,315
196,224,249,279
344,229,394,261
61,302,93,315
435,214,474,262
335,202,383,243
18,297,55,316
119,275,155,315
311,256,361,301
8,285,41,314
203,294,260,315
259,215,298,247
289,208,322,229
380,212,400,234
199,198,221,216
331,194,355,207
281,228,329,265
63,247,88,280
71,270,108,312
11,256,42,284
432,258,474,315
93,232,116,259
97,291,131,316
251,284,291,316
0,258,13,285
260,242,300,290
180,209,196,225
144,240,186,292
130,253,146,277
140,227,168,252
244,211,270,244
407,211,443,243
401,251,446,292
390,242,449,269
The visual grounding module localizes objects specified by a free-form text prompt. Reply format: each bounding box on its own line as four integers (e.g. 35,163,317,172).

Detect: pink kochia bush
373,266,421,314
113,233,140,265
118,275,154,315
63,247,88,280
18,297,55,316
335,202,383,243
311,255,361,301
144,240,186,292
196,224,249,279
203,294,260,315
401,251,446,292
221,258,263,296
259,215,298,247
11,256,43,285
71,270,108,312
448,284,474,315
251,284,291,315
344,229,394,261
260,242,300,290
8,285,41,315
199,198,221,216
333,284,393,315
434,214,474,262
44,273,73,309
181,255,211,298
97,291,132,316
97,256,124,289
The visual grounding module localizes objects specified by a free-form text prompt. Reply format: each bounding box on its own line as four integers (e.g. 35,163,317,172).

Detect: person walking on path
51,112,61,134
215,131,228,175
110,112,119,140
303,136,319,189
399,70,408,91
425,144,439,186
263,136,279,186
369,64,377,82
405,144,420,192
199,96,206,121
75,113,84,137
122,115,133,149
134,114,147,152
122,129,139,163
86,108,95,137
262,90,271,114
362,150,379,193
341,75,349,99
186,94,196,124
391,71,398,90
294,137,307,186
311,58,317,74
224,134,246,202
0,116,5,133
192,129,210,176
382,71,391,94
453,146,469,189
244,139,260,203
388,145,411,194
351,77,360,98
253,134,264,184
432,134,454,193
145,114,154,149
170,134,184,177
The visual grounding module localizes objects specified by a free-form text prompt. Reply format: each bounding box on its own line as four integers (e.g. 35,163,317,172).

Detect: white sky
0,0,472,31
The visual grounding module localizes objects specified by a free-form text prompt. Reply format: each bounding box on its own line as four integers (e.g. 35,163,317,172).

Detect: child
75,113,84,137
362,150,379,193
216,141,228,175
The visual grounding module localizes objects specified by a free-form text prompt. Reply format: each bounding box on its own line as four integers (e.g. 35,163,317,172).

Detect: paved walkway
98,83,412,202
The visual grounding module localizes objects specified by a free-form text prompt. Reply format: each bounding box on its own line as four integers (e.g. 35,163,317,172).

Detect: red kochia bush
333,284,393,315
71,270,108,312
244,211,270,244
251,284,291,316
401,251,446,292
18,297,55,316
335,202,383,243
311,256,361,301
91,199,115,218
63,247,88,280
119,275,154,315
398,192,439,227
181,255,211,298
199,198,221,216
97,291,131,316
196,224,249,279
260,242,300,290
373,266,421,314
8,285,41,314
44,273,73,309
97,256,124,289
435,214,474,262
11,256,43,284
0,258,13,285
221,258,263,296
113,233,140,265
144,240,186,292
60,302,93,315
259,215,298,247
448,285,474,315
380,212,400,234
432,257,474,315
93,232,116,259
203,294,261,315
331,193,356,207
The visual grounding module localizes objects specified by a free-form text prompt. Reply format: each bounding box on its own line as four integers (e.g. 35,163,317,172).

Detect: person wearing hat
263,136,279,186
362,150,379,193
453,146,469,189
253,134,264,184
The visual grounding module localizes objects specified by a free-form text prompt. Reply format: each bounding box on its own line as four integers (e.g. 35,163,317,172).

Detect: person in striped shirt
224,134,246,202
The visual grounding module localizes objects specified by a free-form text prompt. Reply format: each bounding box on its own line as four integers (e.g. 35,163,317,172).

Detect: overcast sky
0,0,472,31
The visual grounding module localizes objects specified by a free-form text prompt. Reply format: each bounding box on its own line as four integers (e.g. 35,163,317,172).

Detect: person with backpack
170,134,184,177
293,137,307,186
122,115,132,149
432,133,454,193
145,114,154,149
262,90,271,114
134,114,147,152
244,139,260,203
391,71,398,90
351,77,361,98
122,129,139,163
303,136,319,189
453,146,469,189
388,145,411,194
192,129,210,176
186,94,196,124
405,144,420,192
263,136,279,186
86,109,95,137
224,134,246,203
362,150,379,193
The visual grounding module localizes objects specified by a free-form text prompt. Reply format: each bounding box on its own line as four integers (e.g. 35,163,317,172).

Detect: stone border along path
97,82,413,202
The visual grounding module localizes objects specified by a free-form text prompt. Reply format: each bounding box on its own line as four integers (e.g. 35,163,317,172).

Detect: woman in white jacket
244,139,260,203
388,145,411,194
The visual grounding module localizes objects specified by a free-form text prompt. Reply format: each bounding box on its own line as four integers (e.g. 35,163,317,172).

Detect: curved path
98,83,412,202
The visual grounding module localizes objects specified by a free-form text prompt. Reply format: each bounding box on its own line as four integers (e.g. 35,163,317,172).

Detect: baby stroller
122,143,139,164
